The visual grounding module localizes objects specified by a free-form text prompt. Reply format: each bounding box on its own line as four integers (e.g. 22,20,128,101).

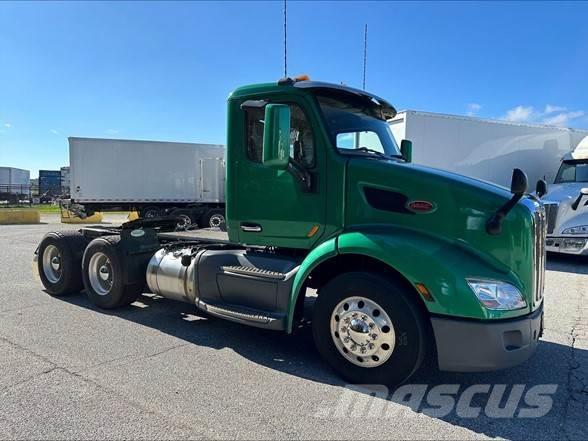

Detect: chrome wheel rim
330,296,396,368
42,245,62,284
175,214,191,230
209,214,225,228
88,252,113,296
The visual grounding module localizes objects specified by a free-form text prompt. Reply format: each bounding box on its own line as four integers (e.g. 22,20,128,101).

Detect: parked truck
536,135,588,255
67,137,226,228
390,110,588,188
34,78,545,385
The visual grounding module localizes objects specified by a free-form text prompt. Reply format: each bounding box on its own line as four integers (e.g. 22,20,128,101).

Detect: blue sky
1,1,588,177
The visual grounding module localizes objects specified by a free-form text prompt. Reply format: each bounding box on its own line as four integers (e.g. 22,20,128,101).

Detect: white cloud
3,123,10,128
50,129,59,135
502,105,535,122
466,103,482,116
105,129,120,135
544,104,566,114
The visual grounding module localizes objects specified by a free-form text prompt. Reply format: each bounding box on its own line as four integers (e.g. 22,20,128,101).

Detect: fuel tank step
220,265,286,280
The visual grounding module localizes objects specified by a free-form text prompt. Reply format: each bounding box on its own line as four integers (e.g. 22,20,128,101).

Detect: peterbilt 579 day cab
34,78,546,385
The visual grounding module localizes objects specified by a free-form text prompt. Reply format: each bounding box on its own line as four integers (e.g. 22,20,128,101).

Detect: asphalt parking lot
0,214,587,440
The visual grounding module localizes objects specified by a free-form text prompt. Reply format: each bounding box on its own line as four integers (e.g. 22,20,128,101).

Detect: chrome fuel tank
146,248,198,303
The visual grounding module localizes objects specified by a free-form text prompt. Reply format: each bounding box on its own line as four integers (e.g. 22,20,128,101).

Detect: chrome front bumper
546,236,588,255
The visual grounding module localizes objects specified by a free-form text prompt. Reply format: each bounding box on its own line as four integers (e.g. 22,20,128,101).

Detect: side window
244,103,315,168
245,107,265,163
290,105,315,168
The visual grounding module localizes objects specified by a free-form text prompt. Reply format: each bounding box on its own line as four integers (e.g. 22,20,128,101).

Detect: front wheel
312,272,427,385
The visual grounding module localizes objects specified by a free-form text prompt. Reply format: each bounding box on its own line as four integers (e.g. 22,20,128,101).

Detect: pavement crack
562,282,588,441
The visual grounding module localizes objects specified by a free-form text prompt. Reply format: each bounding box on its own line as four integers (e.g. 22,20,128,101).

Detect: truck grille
533,205,546,305
543,203,559,234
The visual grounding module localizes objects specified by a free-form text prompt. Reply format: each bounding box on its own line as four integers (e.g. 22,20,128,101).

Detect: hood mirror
510,168,528,195
571,188,588,210
486,168,528,235
536,179,548,198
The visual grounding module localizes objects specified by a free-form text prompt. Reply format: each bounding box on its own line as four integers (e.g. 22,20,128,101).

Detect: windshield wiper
355,147,404,160
356,146,386,156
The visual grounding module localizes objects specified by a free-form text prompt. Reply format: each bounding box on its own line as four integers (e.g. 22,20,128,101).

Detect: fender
286,226,529,332
287,237,338,333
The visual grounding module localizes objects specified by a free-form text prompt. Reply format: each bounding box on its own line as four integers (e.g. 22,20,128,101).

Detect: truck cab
541,136,588,255
34,78,546,385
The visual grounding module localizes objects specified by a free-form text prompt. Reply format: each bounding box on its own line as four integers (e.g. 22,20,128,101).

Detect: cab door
234,96,326,249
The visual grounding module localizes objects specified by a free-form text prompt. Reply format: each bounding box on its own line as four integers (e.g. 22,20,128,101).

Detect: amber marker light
415,283,435,302
307,225,320,237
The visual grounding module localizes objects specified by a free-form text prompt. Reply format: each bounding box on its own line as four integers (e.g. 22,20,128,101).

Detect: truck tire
312,272,427,386
141,206,161,219
171,209,193,230
200,208,226,229
82,236,143,309
37,230,88,296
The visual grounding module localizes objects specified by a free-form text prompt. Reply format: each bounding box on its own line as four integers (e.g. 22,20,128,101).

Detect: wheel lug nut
350,344,357,351
371,334,378,340
343,337,350,343
360,346,367,354
340,327,347,333
368,343,375,350
369,322,375,328
361,315,368,321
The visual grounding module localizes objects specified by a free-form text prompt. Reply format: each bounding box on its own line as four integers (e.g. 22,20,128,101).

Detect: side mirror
400,139,413,163
510,168,528,195
571,188,588,210
536,179,547,198
486,168,528,235
262,104,290,170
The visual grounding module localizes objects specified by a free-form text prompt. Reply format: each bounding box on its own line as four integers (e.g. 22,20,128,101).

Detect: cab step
198,300,287,331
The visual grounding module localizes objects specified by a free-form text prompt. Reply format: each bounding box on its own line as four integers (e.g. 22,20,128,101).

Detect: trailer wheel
37,231,88,296
201,208,226,229
312,272,427,386
141,206,161,219
82,236,143,309
171,209,193,230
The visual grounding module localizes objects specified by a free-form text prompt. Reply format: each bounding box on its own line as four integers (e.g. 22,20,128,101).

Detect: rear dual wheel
82,236,143,309
37,230,88,296
312,272,427,385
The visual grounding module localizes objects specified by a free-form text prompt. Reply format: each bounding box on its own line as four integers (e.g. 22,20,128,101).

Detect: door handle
240,222,262,232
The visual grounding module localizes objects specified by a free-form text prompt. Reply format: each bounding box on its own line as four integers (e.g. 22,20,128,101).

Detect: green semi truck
34,77,546,385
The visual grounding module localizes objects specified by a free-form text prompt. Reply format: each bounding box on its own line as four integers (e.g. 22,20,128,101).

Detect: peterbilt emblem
407,200,436,213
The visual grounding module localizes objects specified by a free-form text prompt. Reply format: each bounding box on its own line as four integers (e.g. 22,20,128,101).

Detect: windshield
555,160,588,183
316,94,401,158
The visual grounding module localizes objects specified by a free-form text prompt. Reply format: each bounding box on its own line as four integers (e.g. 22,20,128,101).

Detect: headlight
562,225,588,235
466,279,527,310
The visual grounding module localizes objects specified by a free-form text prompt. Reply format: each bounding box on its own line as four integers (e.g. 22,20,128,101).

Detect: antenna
362,24,368,90
283,0,288,78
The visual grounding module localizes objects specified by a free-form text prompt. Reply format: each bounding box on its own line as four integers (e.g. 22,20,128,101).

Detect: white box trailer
0,166,30,196
390,111,588,188
69,137,226,228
